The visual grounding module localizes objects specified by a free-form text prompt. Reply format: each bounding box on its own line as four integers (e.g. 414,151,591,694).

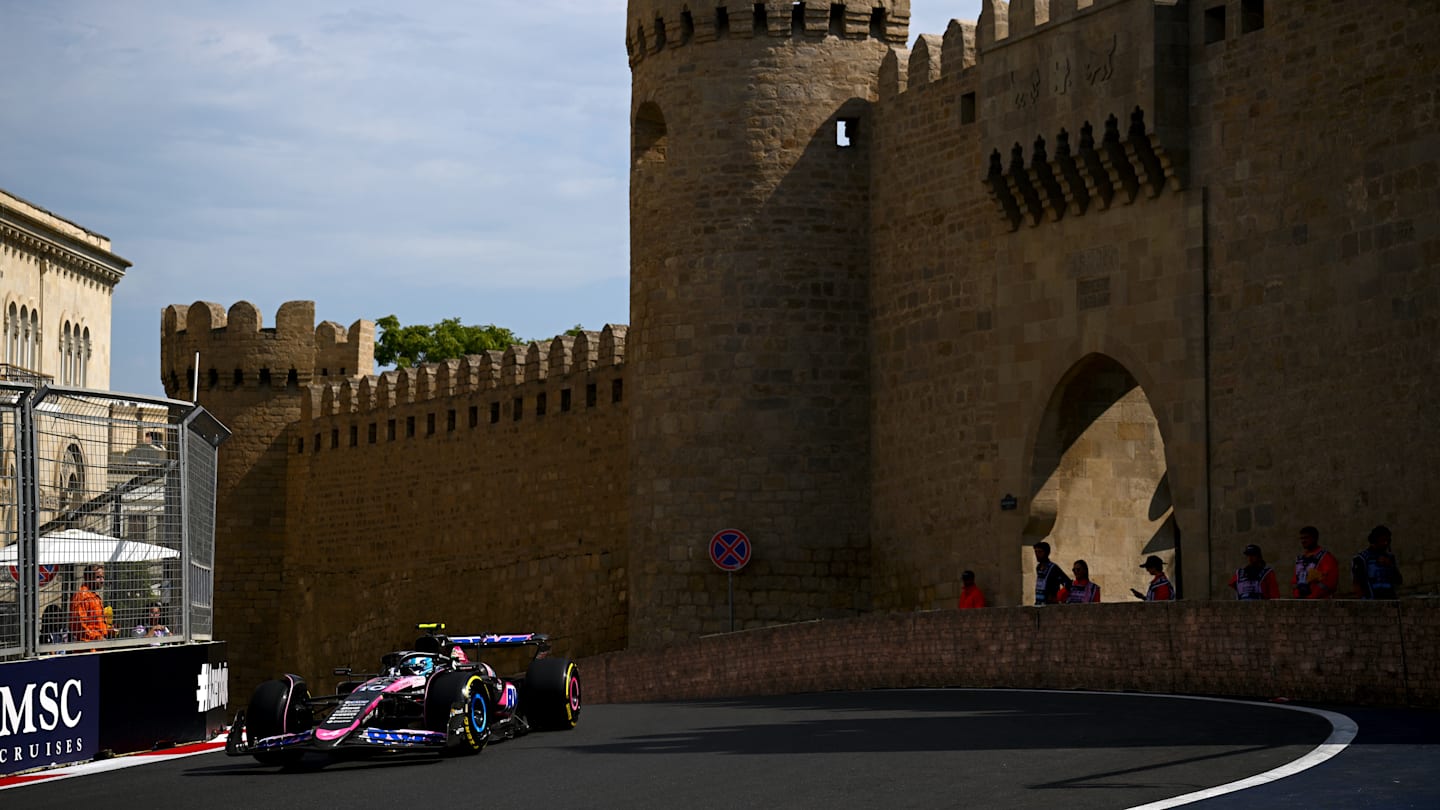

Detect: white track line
1118,695,1357,810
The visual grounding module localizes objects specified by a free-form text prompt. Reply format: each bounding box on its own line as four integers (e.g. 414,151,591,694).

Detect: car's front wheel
246,675,312,766
424,671,488,755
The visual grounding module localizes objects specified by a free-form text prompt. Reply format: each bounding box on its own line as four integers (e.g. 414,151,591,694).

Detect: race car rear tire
247,676,312,766
424,671,488,755
522,658,580,731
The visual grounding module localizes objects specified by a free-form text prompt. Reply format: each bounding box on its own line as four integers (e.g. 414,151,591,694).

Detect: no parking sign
709,529,751,572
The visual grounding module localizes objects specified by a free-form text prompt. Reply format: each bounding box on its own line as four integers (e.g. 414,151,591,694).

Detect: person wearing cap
1351,525,1402,599
1131,555,1175,601
1060,559,1101,603
1229,544,1279,600
1032,541,1072,605
957,570,987,609
1291,525,1339,599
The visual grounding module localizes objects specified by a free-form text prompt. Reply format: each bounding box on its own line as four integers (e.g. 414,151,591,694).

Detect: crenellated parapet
888,0,1187,230
300,325,628,422
627,1,910,66
160,300,373,398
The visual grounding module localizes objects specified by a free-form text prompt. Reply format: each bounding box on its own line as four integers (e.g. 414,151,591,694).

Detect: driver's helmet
400,654,435,676
450,645,469,664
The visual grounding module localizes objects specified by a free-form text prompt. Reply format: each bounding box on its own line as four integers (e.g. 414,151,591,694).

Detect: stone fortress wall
162,0,1437,692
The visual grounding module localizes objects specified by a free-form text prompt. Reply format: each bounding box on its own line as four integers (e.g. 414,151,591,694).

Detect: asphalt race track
11,690,1439,809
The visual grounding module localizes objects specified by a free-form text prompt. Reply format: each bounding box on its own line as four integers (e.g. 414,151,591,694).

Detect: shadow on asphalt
554,689,1334,756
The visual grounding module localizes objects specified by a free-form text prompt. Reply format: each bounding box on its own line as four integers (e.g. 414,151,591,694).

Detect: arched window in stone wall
61,322,71,384
28,309,39,371
634,102,668,166
3,303,14,365
80,327,91,388
59,442,86,517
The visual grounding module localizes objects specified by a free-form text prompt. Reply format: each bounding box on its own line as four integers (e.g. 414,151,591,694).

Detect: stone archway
1022,354,1178,603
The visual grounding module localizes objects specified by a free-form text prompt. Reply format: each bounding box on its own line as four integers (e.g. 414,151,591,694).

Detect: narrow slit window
490,402,500,424
869,8,886,40
1204,5,1226,44
513,397,523,421
1241,0,1264,33
716,6,730,38
961,92,977,125
837,118,857,147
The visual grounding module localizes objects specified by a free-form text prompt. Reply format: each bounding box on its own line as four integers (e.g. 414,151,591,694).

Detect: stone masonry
162,0,1437,690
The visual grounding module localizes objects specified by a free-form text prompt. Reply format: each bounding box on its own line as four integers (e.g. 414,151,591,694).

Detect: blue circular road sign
709,529,751,572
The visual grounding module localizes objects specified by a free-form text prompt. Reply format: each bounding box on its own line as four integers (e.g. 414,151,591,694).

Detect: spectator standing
1131,555,1176,601
1291,525,1339,599
1352,525,1402,600
69,564,110,642
957,570,987,609
1033,541,1072,605
1229,544,1279,600
1060,559,1101,603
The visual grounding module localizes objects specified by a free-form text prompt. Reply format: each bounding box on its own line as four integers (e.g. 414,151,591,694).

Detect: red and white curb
0,735,228,791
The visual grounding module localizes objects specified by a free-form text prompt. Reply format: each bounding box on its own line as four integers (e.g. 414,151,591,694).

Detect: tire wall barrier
578,601,1440,708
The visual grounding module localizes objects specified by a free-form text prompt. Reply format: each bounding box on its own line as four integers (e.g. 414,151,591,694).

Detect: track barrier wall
579,600,1440,709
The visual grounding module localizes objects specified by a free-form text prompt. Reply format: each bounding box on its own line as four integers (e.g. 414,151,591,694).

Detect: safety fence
0,383,228,659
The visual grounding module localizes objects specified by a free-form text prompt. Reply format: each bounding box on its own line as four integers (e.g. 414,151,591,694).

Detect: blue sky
1,1,980,398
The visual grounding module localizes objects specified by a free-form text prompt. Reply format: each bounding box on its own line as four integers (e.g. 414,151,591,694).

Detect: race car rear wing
417,622,552,656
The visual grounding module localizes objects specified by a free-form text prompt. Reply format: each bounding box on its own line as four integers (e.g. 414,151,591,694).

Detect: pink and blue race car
225,623,581,766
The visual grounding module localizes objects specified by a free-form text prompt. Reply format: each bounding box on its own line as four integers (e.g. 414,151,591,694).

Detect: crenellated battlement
884,0,1188,228
299,325,628,422
159,300,373,398
627,1,911,66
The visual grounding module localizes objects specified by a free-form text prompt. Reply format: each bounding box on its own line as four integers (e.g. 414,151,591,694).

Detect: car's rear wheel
424,671,488,755
247,676,312,766
522,658,580,731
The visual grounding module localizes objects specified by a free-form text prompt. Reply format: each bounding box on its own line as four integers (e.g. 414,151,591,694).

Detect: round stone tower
626,1,908,643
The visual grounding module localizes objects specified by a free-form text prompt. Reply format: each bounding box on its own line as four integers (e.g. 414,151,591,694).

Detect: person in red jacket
1131,555,1175,601
1230,544,1280,599
1291,525,1339,599
1059,559,1101,603
957,570,987,609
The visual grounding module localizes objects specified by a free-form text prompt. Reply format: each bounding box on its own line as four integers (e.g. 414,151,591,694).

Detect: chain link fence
0,383,227,659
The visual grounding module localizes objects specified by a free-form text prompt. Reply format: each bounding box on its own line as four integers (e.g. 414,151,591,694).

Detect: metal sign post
708,529,751,632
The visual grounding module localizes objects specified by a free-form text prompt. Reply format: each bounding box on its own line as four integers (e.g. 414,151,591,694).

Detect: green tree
374,315,522,368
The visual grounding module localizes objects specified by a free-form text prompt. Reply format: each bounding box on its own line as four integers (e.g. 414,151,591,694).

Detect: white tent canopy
0,528,179,565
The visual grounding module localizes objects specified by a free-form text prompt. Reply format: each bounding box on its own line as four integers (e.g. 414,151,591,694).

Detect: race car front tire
522,658,581,731
425,671,488,755
247,676,312,766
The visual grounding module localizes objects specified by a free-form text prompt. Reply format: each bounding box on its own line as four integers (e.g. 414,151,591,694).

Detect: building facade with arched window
1,188,129,390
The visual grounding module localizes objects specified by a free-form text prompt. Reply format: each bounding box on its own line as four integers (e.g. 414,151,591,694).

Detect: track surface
11,690,1437,809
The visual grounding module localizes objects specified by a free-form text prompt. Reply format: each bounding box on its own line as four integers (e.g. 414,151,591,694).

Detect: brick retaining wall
578,600,1439,708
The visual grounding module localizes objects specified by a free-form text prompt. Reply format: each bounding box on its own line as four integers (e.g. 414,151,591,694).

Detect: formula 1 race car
225,623,581,765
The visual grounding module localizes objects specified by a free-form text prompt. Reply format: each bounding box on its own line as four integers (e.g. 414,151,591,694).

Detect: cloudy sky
1,0,981,398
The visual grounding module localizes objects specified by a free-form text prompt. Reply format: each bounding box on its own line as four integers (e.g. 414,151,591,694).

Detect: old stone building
163,0,1439,689
1,188,128,389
